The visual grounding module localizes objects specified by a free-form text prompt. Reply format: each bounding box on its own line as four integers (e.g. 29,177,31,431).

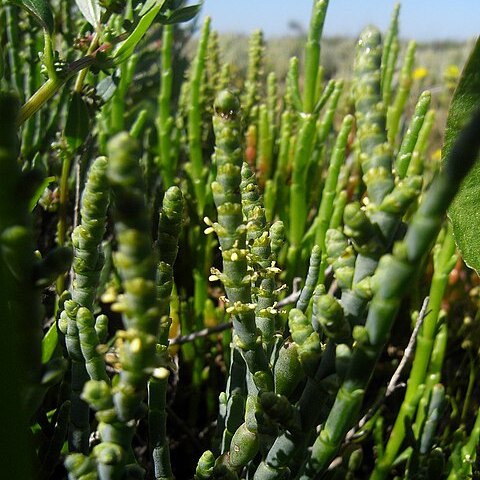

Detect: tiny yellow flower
413,67,428,80
444,64,460,80
444,64,460,90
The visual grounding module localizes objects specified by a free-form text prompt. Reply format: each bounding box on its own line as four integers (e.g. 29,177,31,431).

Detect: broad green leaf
164,4,202,24
162,0,184,10
445,37,480,273
113,0,166,65
29,175,55,211
74,0,102,27
8,0,54,33
42,322,58,363
65,92,90,152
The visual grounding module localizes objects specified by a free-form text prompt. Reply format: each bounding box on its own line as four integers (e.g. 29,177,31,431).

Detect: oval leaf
445,37,480,273
9,0,54,33
74,0,102,27
113,0,166,65
164,4,202,24
65,92,90,152
42,323,59,364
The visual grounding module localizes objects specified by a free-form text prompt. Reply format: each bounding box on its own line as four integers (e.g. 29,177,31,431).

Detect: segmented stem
373,226,457,479
387,41,416,146
188,17,211,215
303,0,329,113
149,186,183,480
211,90,270,383
396,91,431,178
242,30,265,125
381,3,400,104
157,24,175,187
302,109,480,477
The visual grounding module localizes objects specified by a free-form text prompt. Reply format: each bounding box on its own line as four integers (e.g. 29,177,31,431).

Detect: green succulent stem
313,114,353,279
288,113,317,252
149,186,183,480
301,109,480,477
188,16,211,215
372,225,457,479
66,132,166,477
157,24,175,187
5,6,23,96
354,26,394,206
208,91,274,475
60,156,109,453
56,150,73,294
413,319,447,435
211,90,270,380
242,30,265,125
381,3,400,104
303,0,329,113
387,41,416,146
337,26,402,333
110,55,138,134
396,91,431,178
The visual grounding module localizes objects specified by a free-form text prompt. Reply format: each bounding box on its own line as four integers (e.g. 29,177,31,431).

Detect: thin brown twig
386,296,430,396
275,277,303,308
344,296,430,443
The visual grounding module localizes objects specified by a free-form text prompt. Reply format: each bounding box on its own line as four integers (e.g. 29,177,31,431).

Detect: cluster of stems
4,1,480,479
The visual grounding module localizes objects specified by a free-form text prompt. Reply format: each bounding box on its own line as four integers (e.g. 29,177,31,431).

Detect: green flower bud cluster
343,202,382,254
259,392,301,434
289,308,322,377
313,290,351,343
325,228,356,291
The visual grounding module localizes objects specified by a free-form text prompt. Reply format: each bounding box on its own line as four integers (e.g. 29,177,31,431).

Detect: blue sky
199,1,480,41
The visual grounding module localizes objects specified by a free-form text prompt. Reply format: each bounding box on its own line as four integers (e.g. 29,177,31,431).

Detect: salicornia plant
1,0,480,479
